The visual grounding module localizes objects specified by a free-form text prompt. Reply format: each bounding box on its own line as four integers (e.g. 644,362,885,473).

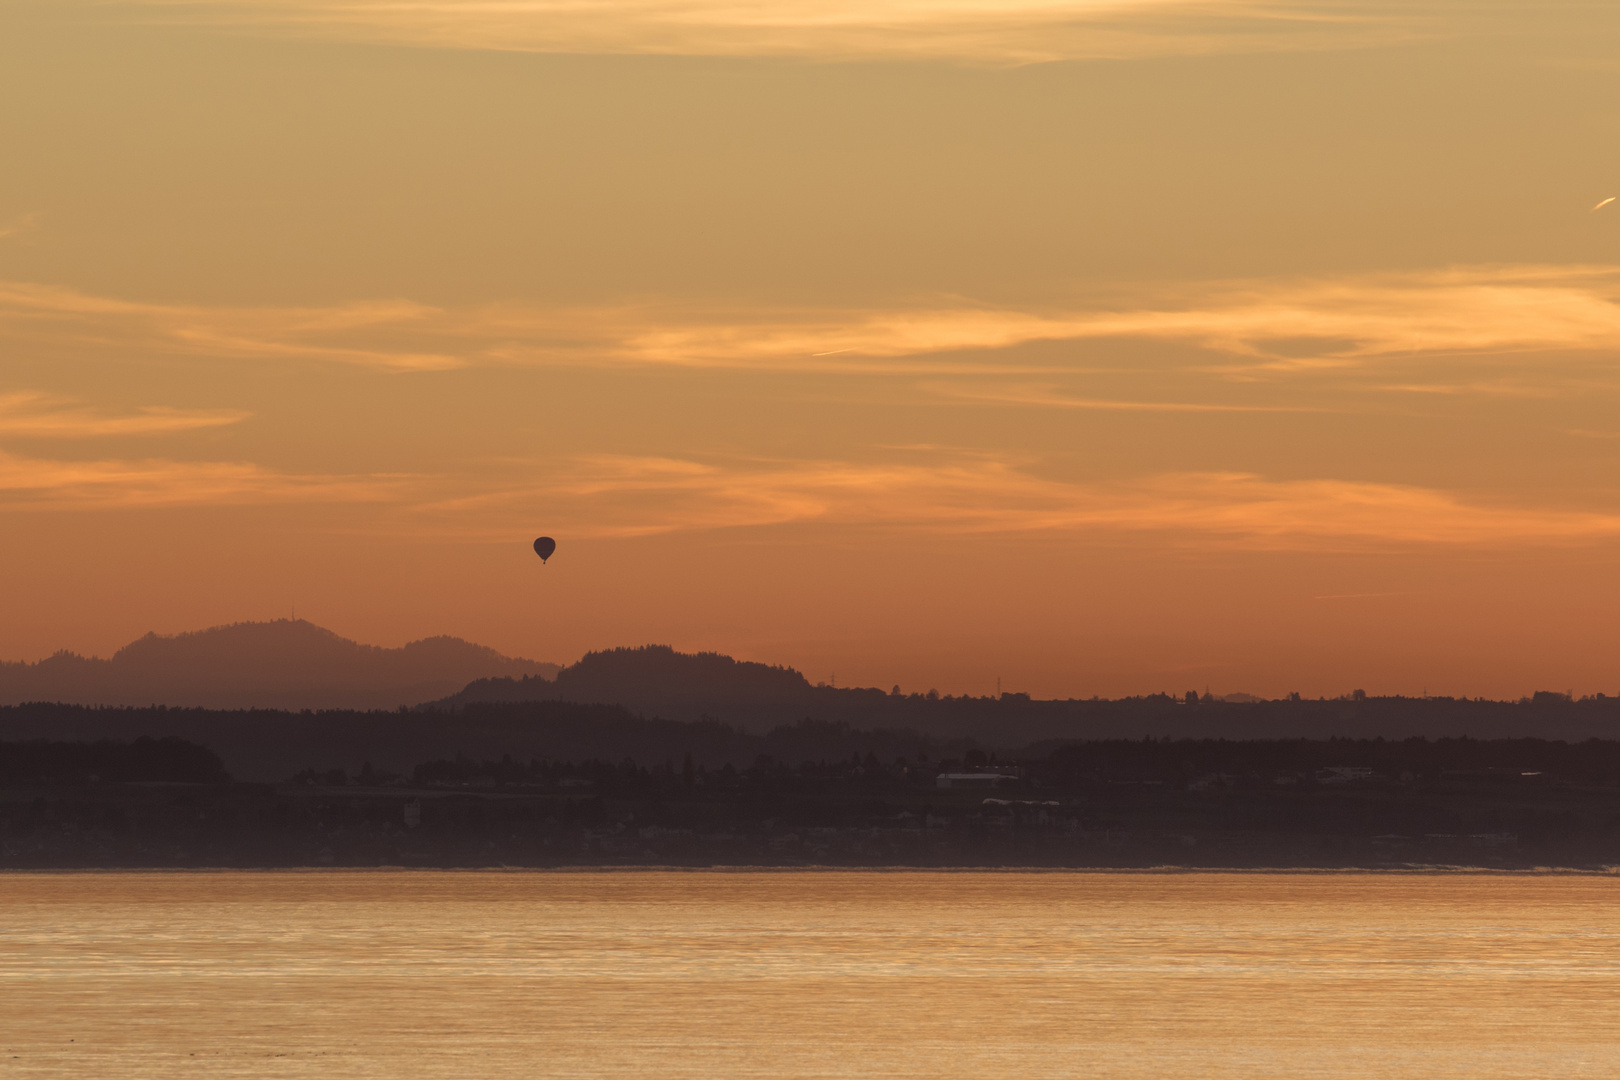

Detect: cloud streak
119,0,1417,65
12,438,1620,551
0,450,409,510
0,392,250,438
429,453,1620,549
917,381,1322,412
0,283,464,372
620,266,1620,371
7,265,1620,384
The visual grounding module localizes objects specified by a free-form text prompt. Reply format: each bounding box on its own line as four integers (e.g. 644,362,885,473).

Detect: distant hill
431,644,863,728
443,645,812,703
0,620,559,711
557,645,814,703
431,645,1620,743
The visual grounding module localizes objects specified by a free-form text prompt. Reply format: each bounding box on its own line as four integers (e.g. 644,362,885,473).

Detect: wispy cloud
919,380,1322,411
0,283,464,372
13,437,1620,550
426,452,1620,549
1368,381,1565,399
0,449,409,509
0,392,249,438
117,0,1418,65
623,266,1620,370
6,265,1619,380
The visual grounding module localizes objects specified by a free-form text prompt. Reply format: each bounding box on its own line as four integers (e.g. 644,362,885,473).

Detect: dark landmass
0,737,229,786
0,700,962,782
435,645,1620,742
13,628,1619,744
0,620,559,711
7,637,1620,868
436,644,829,727
9,692,1620,784
4,726,1620,870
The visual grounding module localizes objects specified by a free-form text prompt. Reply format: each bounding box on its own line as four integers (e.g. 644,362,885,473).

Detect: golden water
2,872,1617,1078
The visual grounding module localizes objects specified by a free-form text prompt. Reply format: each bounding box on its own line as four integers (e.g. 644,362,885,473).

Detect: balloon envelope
533,536,556,563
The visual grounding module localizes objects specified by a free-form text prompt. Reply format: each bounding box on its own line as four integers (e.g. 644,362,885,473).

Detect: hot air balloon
533,536,556,563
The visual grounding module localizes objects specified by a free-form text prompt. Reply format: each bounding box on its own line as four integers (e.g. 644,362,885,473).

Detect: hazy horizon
5,0,1620,700
2,616,1609,707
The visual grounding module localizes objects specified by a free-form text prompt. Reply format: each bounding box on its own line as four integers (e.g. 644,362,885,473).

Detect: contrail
1594,196,1616,211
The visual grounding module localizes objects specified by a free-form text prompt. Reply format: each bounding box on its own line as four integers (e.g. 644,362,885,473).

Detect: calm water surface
1,872,1617,1078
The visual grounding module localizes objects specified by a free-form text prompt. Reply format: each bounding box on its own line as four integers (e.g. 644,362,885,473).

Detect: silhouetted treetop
556,645,814,703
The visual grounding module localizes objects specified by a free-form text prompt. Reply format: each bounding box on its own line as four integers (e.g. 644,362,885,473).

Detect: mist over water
3,872,1618,1078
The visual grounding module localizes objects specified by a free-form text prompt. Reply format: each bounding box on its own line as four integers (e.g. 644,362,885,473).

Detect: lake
2,871,1617,1077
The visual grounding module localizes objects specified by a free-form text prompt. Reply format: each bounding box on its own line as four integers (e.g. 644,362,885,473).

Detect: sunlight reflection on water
2,871,1618,1078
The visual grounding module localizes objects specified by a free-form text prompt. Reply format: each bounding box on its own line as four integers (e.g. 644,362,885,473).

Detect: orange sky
3,0,1620,698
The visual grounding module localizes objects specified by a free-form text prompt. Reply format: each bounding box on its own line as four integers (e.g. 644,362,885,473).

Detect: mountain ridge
0,619,559,711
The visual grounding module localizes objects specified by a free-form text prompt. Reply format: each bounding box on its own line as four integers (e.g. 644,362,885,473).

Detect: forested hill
434,647,1620,742
557,645,815,703
0,620,559,711
435,644,830,720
